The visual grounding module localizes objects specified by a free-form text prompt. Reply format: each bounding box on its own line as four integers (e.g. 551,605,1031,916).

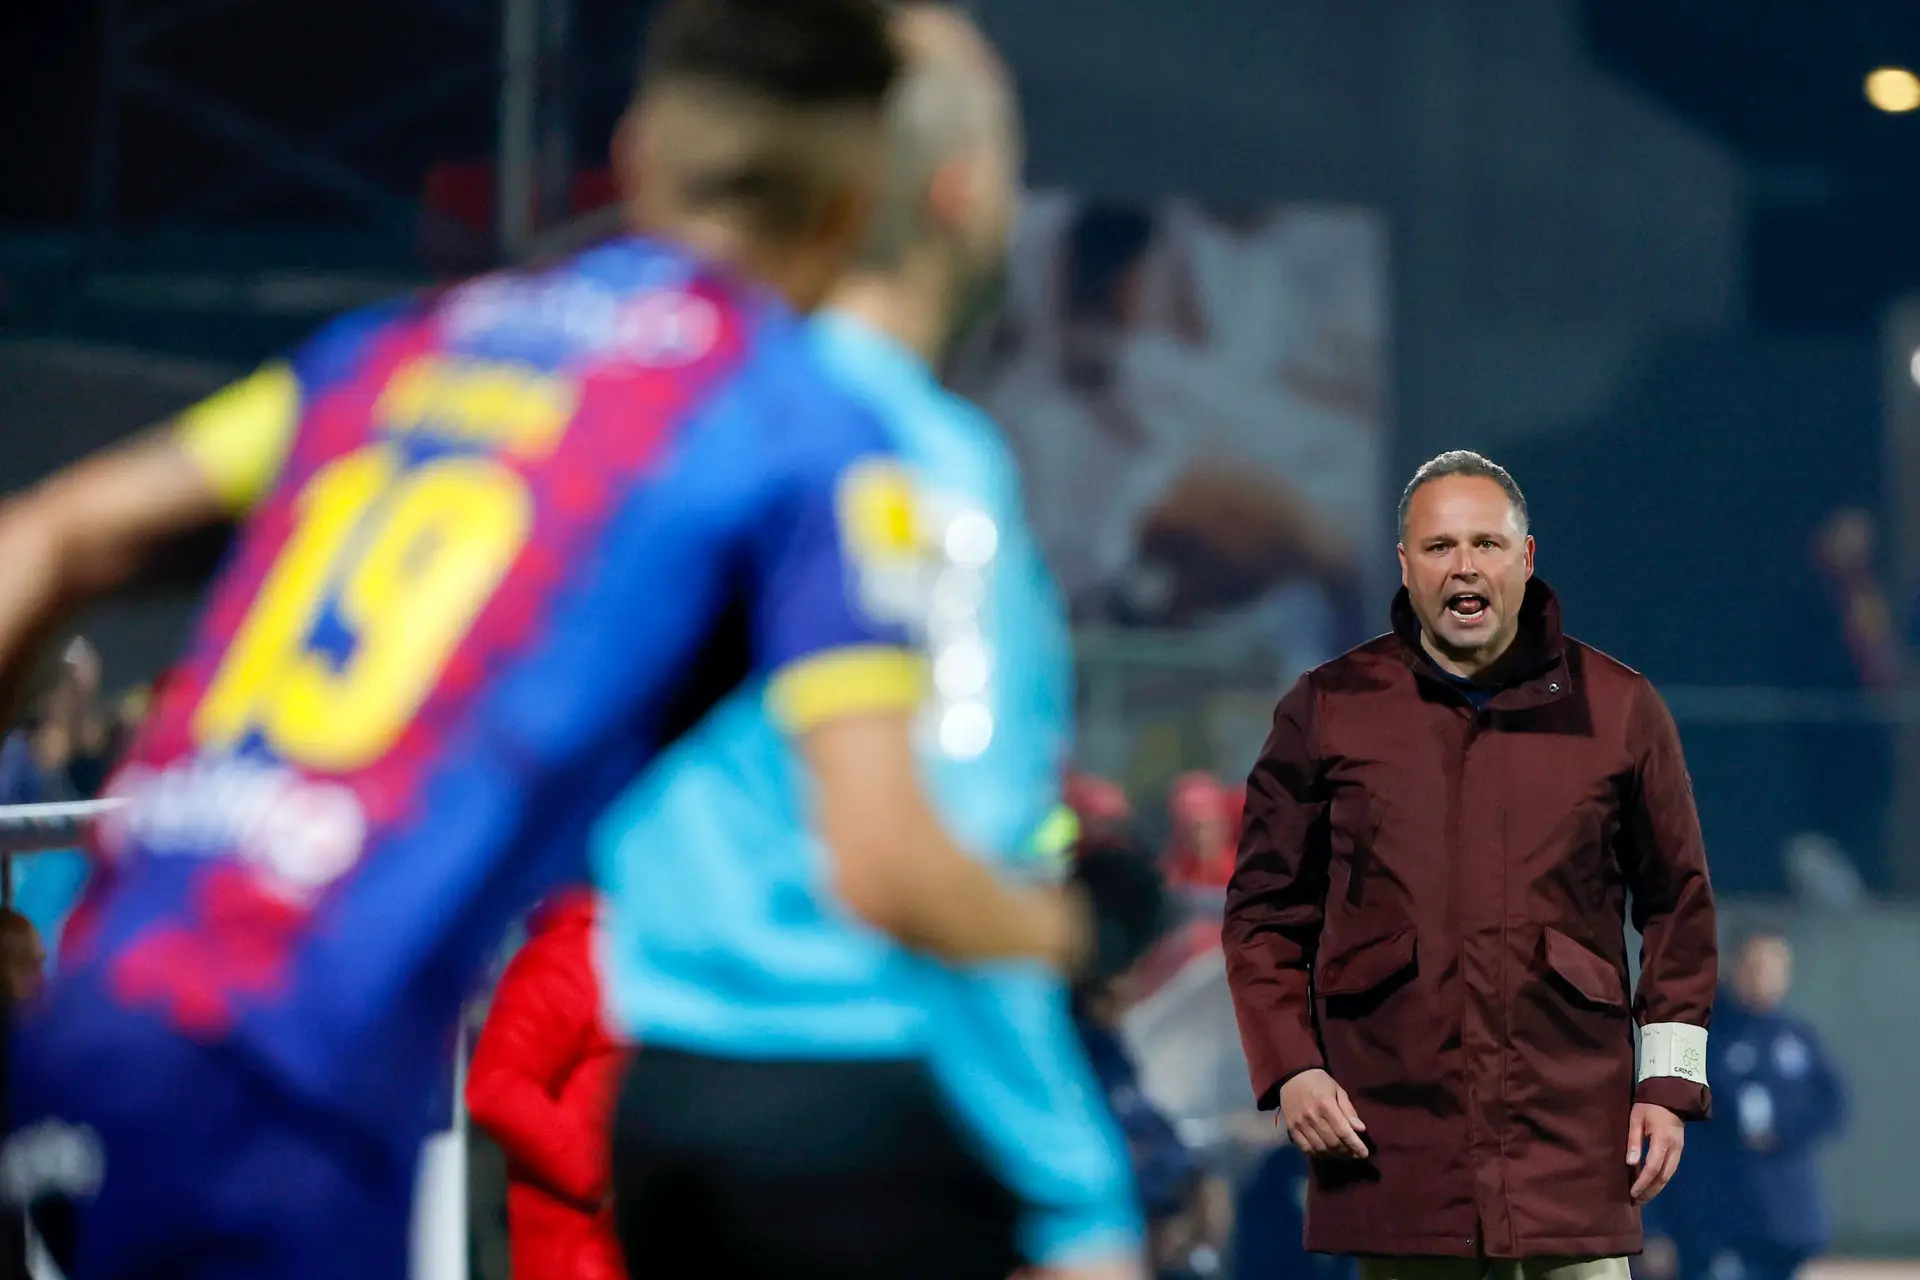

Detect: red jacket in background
1166,771,1236,889
466,891,626,1280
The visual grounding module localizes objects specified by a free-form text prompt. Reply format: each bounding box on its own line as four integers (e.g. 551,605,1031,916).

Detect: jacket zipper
1449,706,1478,1239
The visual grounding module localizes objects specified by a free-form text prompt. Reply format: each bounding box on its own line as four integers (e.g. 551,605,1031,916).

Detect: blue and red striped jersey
56,237,927,1148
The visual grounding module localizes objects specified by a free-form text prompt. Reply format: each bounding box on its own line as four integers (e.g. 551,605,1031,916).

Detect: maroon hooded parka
1225,581,1716,1260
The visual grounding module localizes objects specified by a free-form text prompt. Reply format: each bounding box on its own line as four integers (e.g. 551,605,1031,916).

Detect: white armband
1638,1022,1708,1085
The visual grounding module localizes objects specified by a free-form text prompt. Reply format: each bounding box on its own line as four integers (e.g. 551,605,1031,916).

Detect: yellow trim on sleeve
173,362,302,515
767,646,927,732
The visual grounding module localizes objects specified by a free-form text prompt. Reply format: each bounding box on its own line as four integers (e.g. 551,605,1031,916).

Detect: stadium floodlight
1865,67,1920,114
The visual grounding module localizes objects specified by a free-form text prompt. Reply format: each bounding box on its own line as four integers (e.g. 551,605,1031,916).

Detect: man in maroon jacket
1224,450,1716,1280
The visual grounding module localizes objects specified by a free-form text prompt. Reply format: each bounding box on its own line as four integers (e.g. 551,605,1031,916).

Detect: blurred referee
595,7,1162,1279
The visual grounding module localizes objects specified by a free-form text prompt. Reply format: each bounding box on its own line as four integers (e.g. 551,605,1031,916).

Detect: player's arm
805,718,1162,981
0,363,296,725
758,446,1152,975
798,709,1082,968
809,722,1161,977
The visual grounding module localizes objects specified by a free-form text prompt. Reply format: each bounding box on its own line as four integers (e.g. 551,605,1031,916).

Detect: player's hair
645,0,900,109
1398,450,1530,540
636,0,902,239
857,4,1011,268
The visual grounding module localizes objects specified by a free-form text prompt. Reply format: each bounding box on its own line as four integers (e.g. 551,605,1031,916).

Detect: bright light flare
1865,67,1920,114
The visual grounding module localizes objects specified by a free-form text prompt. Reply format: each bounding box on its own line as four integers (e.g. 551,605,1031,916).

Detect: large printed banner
948,194,1390,782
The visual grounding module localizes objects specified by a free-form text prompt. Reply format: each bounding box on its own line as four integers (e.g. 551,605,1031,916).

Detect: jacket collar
1390,577,1573,712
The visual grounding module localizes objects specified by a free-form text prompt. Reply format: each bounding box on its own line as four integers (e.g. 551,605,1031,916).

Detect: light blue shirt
594,312,1140,1265
1,733,90,947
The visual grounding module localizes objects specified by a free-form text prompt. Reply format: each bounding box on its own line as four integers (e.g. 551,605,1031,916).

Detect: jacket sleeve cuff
1636,1076,1712,1121
1250,1032,1326,1111
1636,1021,1711,1120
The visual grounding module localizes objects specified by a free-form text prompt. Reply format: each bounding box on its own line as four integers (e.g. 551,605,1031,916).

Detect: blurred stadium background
4,0,1920,1276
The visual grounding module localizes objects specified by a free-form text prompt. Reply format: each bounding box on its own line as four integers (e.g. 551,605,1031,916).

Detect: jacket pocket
1313,926,1433,1097
1542,926,1628,1012
1316,926,1417,1007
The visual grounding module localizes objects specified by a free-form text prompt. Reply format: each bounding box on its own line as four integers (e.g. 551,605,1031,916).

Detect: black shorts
612,1048,1023,1280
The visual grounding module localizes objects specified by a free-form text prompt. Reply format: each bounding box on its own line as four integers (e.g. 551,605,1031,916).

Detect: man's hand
1627,1102,1685,1204
1278,1068,1368,1159
0,431,232,726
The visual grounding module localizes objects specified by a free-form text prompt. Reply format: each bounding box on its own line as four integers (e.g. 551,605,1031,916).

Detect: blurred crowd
1068,769,1242,1279
1787,507,1900,896
0,638,145,811
1069,768,1243,892
0,637,151,969
1780,501,1920,898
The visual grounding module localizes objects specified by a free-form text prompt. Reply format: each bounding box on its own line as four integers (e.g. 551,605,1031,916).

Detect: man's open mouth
1446,593,1489,622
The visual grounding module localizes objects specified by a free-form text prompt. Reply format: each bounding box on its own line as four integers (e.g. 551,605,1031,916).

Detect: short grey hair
1397,450,1529,540
856,4,1009,269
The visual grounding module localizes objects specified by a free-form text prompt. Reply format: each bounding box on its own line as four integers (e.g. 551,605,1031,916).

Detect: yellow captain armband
173,361,303,515
767,646,927,733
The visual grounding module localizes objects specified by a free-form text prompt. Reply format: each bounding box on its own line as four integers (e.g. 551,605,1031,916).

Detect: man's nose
1449,549,1482,579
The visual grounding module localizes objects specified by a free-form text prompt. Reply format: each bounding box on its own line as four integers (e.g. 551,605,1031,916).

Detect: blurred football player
0,2,1113,1276
597,8,1161,1280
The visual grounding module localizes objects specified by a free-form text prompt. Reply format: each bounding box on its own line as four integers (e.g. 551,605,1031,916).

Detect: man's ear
924,155,974,237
